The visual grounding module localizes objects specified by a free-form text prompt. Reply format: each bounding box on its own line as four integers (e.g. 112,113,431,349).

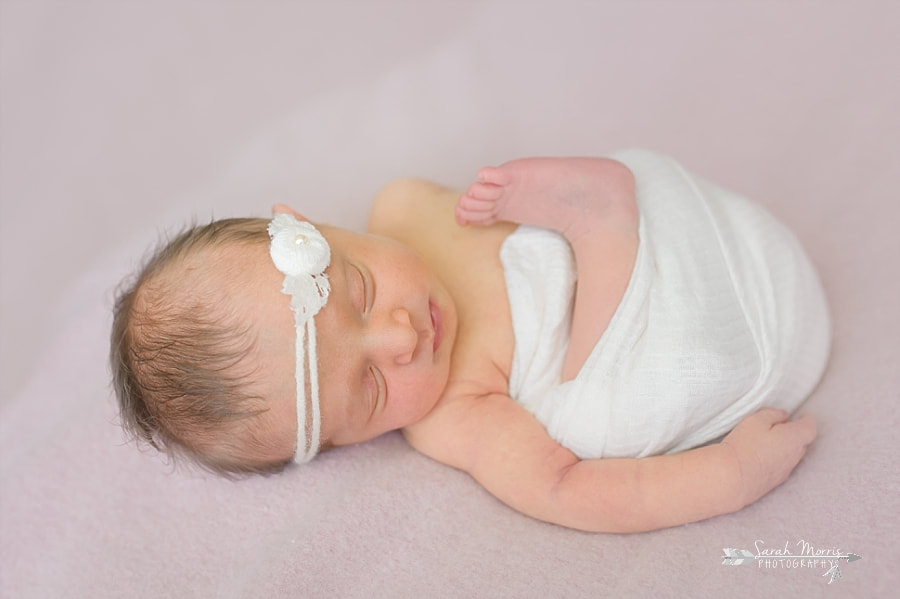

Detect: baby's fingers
779,412,817,445
754,407,790,427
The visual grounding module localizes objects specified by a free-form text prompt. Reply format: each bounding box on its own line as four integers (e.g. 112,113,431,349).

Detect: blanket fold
502,149,831,458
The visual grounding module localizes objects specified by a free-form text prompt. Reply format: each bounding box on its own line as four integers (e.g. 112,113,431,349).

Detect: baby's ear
271,204,310,222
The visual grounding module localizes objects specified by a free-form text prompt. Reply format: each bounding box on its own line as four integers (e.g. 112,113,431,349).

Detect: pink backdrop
2,1,897,597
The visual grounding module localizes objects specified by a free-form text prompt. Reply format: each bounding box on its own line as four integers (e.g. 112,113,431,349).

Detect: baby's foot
455,157,636,241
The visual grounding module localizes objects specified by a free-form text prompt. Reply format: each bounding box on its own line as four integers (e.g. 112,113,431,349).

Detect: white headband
267,213,331,463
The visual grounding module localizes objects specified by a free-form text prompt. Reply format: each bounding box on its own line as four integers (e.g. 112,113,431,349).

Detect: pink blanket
2,1,897,596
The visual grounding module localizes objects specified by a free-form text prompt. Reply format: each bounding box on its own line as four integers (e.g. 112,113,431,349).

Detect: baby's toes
465,181,504,202
459,192,499,212
455,195,498,226
477,166,511,187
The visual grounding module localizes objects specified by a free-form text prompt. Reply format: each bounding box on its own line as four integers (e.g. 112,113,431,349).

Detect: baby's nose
379,308,417,365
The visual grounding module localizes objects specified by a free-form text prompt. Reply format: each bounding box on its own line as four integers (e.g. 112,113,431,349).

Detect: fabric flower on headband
268,213,331,319
267,212,331,463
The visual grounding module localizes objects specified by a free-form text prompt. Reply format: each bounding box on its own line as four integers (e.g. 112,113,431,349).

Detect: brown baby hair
110,217,289,476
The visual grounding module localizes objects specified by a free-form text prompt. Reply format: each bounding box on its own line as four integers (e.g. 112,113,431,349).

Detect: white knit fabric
501,149,831,458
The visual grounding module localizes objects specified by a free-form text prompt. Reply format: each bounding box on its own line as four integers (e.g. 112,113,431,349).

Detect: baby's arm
456,158,639,380
406,396,816,533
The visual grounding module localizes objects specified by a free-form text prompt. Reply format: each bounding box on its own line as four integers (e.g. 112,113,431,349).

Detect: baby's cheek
318,394,355,446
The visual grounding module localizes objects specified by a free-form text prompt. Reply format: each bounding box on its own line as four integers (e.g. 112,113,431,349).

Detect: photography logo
721,540,862,584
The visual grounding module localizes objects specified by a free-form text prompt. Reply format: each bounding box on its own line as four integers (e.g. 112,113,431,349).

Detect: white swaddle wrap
501,149,831,459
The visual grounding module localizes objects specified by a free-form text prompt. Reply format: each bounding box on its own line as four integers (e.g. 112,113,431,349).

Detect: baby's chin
323,391,441,450
376,383,447,437
406,378,450,425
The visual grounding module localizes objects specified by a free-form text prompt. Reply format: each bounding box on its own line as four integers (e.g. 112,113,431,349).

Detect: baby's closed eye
351,263,367,312
365,366,381,419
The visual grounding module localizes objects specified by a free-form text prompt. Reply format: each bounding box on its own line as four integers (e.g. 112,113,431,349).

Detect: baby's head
111,209,455,475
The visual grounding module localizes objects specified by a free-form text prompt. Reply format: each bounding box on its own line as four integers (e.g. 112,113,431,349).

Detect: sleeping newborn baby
110,149,830,532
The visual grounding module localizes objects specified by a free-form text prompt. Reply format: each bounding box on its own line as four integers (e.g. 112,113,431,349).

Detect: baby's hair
110,217,289,477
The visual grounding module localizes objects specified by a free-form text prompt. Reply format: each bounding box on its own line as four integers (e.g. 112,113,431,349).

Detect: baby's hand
721,408,817,509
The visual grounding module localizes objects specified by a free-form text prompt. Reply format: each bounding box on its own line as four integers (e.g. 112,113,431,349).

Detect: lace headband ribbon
267,213,331,463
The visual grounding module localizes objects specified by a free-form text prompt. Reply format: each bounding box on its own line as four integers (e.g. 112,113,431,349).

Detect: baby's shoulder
368,177,515,267
367,177,456,242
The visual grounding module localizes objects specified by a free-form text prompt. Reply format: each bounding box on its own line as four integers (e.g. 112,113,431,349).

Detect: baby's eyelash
367,366,380,419
357,263,375,313
353,264,367,312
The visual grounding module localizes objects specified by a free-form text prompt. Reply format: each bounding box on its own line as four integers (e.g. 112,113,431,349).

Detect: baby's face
223,224,458,461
